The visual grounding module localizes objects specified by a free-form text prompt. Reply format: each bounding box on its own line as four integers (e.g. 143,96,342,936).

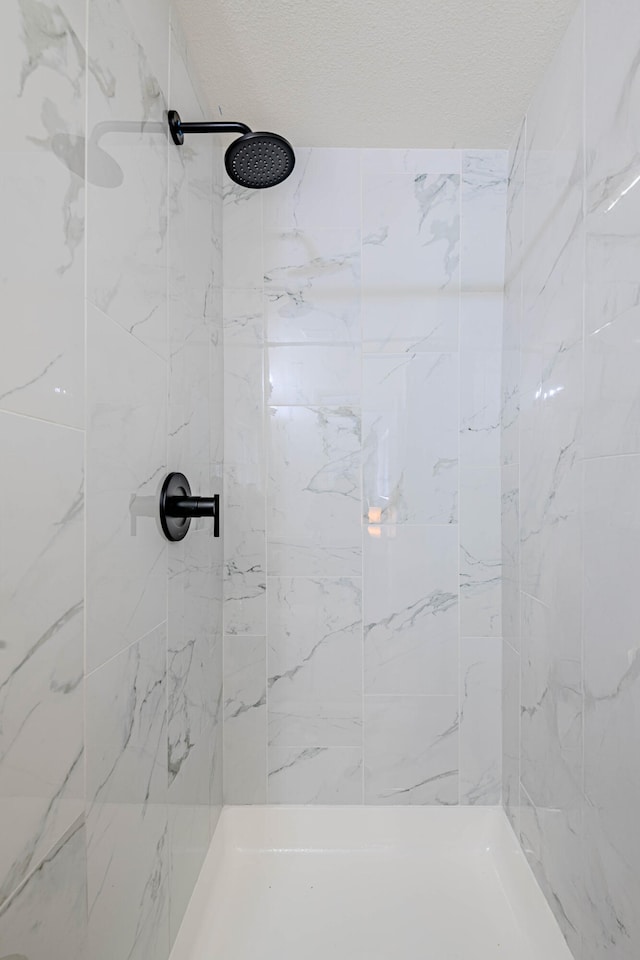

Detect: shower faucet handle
159,472,220,541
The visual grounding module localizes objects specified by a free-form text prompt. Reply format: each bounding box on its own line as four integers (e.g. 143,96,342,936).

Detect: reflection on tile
364,695,458,804
268,747,362,804
364,525,458,696
0,818,87,960
265,230,361,344
224,636,267,804
267,405,361,576
0,413,84,906
363,353,458,525
0,0,85,428
459,467,501,638
86,304,167,672
268,344,360,406
459,638,501,804
268,578,362,747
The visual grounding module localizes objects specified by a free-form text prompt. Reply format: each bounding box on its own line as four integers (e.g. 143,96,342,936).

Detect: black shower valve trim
159,472,220,542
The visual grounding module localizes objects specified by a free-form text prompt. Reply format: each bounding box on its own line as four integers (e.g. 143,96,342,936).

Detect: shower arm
168,110,251,145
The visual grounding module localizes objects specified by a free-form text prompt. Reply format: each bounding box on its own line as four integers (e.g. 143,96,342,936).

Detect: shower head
168,110,295,190
224,131,295,189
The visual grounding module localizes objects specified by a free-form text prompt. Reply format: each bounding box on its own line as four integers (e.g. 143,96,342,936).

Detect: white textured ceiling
173,0,579,148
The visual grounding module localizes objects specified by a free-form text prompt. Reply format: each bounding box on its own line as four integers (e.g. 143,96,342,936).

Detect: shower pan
169,807,573,960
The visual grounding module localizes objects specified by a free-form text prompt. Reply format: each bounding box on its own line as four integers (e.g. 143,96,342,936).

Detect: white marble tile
585,283,640,458
224,344,264,469
121,0,170,90
209,321,225,466
168,25,221,321
87,0,169,359
268,578,362,748
262,148,361,232
267,405,361,577
168,34,220,321
459,638,501,805
505,118,526,285
502,640,521,833
361,148,461,176
223,288,264,346
460,300,502,468
583,454,640,957
264,229,361,344
87,801,169,960
168,802,210,950
86,623,167,807
364,696,458,805
459,467,501,638
461,151,507,292
520,592,582,815
363,353,458,525
223,466,267,636
167,622,217,800
86,304,167,672
0,818,88,960
224,636,267,804
168,314,211,473
0,0,85,428
0,413,84,906
363,525,458,696
362,171,460,354
501,282,521,469
267,344,360,406
267,747,362,804
522,4,583,315
519,335,582,620
584,2,640,461
86,624,168,960
518,786,585,959
501,464,520,645
223,184,263,289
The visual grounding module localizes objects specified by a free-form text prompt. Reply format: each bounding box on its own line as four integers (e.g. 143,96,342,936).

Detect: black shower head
224,131,295,189
168,110,295,190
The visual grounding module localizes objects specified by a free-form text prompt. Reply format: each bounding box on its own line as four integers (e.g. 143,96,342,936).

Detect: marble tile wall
0,2,223,957
223,148,507,805
501,2,640,958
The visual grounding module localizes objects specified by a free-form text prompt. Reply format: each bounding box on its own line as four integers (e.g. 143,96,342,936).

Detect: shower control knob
159,472,220,541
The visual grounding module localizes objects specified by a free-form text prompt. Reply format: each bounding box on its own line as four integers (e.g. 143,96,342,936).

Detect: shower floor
169,805,573,960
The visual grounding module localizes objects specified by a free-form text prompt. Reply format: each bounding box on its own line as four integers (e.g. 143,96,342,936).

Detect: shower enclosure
1,0,639,958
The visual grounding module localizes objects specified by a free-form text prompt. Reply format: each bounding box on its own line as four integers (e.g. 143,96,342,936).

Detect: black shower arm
168,110,251,145
178,120,251,135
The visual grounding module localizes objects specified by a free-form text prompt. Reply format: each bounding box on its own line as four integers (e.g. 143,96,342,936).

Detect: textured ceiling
173,0,579,148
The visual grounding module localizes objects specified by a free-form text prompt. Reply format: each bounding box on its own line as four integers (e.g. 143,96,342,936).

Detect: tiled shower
1,0,639,958
222,148,507,805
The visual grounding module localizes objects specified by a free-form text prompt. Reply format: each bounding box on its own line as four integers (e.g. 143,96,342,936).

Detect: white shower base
169,805,573,960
